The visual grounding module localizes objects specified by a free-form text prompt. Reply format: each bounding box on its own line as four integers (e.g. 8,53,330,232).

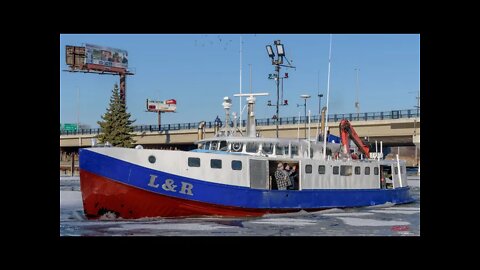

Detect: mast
316,70,321,141
323,34,333,160
249,64,252,94
239,35,243,131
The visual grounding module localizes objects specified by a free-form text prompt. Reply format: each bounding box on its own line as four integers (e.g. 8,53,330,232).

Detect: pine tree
97,83,136,147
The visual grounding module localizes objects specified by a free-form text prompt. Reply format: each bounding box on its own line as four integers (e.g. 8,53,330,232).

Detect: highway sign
63,123,78,131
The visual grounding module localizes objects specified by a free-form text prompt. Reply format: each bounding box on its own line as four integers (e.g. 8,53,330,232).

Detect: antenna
239,35,243,130
323,34,333,160
355,68,360,114
249,64,252,94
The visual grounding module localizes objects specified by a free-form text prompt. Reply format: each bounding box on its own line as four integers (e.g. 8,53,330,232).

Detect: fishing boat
79,94,414,219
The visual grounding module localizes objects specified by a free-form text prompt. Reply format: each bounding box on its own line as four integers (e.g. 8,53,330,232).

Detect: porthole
148,155,156,164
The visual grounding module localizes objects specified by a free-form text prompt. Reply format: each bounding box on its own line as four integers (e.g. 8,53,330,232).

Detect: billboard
85,44,128,70
66,45,86,69
146,99,177,112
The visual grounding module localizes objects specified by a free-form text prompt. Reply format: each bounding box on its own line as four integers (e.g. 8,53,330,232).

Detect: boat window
305,164,312,174
219,141,227,151
365,167,370,175
340,165,353,176
355,166,361,175
394,167,398,174
333,166,339,175
291,145,299,156
148,155,156,164
211,141,218,150
231,142,243,152
231,160,242,170
211,159,222,169
188,157,200,167
262,143,274,154
318,165,325,174
204,141,211,150
374,167,379,175
246,143,258,153
275,144,285,155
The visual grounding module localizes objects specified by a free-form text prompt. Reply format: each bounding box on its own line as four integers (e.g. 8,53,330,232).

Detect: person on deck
274,163,289,190
286,164,298,190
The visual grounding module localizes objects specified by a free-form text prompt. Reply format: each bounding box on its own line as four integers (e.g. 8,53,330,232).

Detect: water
60,176,420,236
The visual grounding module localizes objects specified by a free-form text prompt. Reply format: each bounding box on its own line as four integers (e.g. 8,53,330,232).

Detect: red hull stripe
80,170,297,219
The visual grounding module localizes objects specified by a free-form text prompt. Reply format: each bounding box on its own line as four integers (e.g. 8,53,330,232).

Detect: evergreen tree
97,83,136,147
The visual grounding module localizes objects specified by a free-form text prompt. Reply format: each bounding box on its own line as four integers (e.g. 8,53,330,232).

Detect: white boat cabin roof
194,136,342,159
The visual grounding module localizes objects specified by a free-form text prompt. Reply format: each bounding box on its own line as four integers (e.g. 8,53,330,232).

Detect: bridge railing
60,108,420,135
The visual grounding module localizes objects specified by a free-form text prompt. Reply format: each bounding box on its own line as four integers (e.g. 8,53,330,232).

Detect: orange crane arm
339,119,370,158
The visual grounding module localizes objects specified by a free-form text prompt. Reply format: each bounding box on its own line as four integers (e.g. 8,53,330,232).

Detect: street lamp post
266,40,295,138
318,94,323,116
317,93,323,140
300,94,311,139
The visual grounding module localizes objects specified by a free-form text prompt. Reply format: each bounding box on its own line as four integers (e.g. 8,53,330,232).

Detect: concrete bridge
60,117,420,149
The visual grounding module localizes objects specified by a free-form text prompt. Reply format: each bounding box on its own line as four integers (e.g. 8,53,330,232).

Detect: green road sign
63,123,78,131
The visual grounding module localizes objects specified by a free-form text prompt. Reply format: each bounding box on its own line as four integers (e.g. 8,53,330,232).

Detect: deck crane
339,119,370,159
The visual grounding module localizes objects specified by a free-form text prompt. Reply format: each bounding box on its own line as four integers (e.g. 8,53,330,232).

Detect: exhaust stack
233,92,269,138
198,121,206,141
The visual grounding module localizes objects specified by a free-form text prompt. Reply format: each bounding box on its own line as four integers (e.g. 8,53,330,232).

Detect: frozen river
60,176,420,236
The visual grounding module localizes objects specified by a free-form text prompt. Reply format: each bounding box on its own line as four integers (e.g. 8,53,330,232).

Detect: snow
337,217,410,227
248,218,318,226
322,212,374,217
60,191,82,209
107,223,234,231
365,202,396,209
309,208,345,214
369,209,419,215
388,207,420,211
262,210,311,218
60,176,80,181
407,176,420,187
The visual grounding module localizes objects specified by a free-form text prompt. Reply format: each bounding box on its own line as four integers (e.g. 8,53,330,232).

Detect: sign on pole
63,123,78,132
146,99,177,112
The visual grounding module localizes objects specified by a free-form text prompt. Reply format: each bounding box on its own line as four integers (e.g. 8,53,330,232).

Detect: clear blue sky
60,34,420,128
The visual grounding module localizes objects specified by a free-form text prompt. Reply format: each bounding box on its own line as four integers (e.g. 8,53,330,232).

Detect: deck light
275,43,285,57
266,45,275,58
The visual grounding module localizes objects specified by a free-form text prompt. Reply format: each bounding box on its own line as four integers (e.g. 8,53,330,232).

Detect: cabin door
380,165,392,189
249,159,269,189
